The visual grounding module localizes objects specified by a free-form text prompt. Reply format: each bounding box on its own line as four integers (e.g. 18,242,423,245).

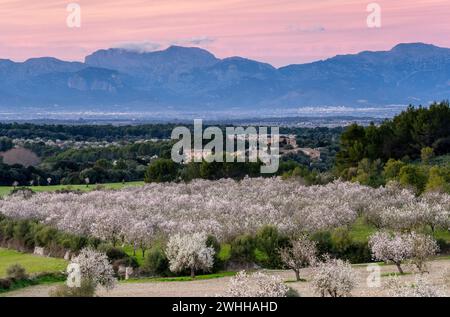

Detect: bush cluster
0,264,65,292
229,226,289,269
0,215,99,255
97,244,139,277
311,230,372,264
139,225,371,277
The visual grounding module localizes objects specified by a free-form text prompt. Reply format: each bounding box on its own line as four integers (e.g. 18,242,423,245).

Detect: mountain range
0,43,449,112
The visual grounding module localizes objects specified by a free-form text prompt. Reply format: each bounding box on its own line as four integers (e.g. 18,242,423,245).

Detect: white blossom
224,271,290,297
369,231,439,274
312,257,355,297
409,232,439,272
165,232,215,277
386,275,446,297
279,235,317,281
0,178,447,248
71,248,116,291
369,231,413,274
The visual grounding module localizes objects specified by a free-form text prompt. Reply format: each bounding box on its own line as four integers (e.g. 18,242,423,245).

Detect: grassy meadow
0,248,67,278
0,181,145,197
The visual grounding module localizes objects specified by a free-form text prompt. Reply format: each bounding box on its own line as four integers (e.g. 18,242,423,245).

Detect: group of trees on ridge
336,101,450,193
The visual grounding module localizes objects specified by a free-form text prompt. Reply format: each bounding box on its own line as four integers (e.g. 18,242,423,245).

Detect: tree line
336,101,450,192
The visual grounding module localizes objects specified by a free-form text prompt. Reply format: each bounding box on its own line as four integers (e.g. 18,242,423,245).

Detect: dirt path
5,260,450,297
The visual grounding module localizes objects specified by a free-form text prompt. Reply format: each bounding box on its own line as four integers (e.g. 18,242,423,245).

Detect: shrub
13,220,33,247
6,264,28,281
421,147,435,164
126,256,139,268
230,234,256,264
254,226,288,268
0,272,66,293
0,278,12,291
383,159,405,181
112,257,139,276
0,136,13,152
0,216,90,253
50,279,96,297
330,228,353,253
399,165,428,194
0,218,15,240
330,228,371,263
206,235,224,272
310,231,333,255
98,245,128,261
143,245,171,277
337,241,372,264
34,226,58,247
286,287,301,297
311,230,371,264
144,159,179,183
218,244,231,263
436,238,450,254
57,233,88,251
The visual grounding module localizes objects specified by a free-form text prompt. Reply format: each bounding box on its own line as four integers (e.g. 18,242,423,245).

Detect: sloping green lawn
0,181,145,197
0,248,67,278
348,217,450,244
348,217,376,243
0,187,12,197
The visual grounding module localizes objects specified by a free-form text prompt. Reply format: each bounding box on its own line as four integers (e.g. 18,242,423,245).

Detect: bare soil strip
4,260,449,297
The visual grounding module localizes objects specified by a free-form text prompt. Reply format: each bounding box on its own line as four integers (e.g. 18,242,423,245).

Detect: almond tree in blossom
165,232,215,278
279,235,317,281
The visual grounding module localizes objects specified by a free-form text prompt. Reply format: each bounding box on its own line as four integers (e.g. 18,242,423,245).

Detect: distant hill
0,43,449,111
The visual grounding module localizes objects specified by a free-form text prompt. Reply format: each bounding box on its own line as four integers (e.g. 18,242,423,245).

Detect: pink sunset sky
0,0,449,67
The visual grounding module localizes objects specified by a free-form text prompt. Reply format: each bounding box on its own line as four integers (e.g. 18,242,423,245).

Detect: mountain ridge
0,43,449,110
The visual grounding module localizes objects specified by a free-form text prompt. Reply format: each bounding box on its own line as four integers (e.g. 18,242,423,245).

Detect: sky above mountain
0,0,449,67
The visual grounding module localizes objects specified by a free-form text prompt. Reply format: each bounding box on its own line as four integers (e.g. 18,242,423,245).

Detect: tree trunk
395,262,404,274
190,268,195,279
294,270,300,281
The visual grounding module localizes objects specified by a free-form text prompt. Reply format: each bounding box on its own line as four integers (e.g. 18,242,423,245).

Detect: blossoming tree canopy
0,178,448,246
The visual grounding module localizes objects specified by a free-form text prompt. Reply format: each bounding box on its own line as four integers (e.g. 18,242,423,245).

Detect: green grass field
0,181,145,197
0,248,67,278
348,217,450,244
347,217,375,243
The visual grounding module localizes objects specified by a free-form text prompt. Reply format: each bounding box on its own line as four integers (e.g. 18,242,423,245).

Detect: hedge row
0,214,100,256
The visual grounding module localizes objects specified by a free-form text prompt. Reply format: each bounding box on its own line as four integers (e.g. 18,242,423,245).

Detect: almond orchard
0,178,448,297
